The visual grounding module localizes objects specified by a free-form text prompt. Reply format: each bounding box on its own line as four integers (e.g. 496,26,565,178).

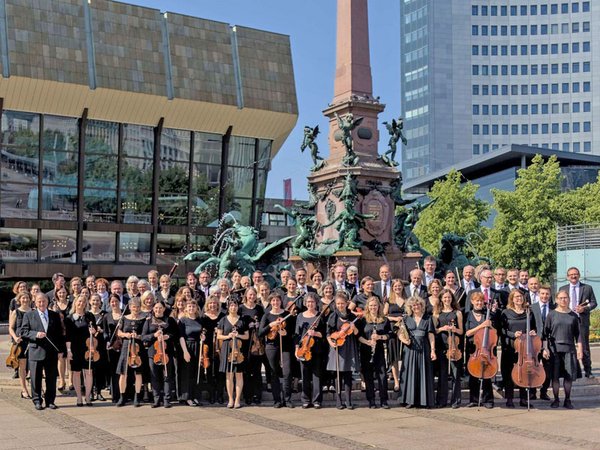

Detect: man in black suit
531,285,554,400
346,266,360,298
461,265,480,294
404,269,428,299
423,256,441,287
465,269,506,313
373,264,392,300
560,266,598,378
518,270,530,294
20,293,64,410
332,263,353,294
107,280,130,312
295,268,317,295
526,277,541,305
493,267,509,293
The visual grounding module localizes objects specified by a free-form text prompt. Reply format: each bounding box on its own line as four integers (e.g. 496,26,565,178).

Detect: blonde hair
405,296,426,317
364,297,385,323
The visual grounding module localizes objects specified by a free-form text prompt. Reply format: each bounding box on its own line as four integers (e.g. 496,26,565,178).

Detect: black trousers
501,348,527,401
469,375,493,404
179,354,201,402
107,349,121,402
149,358,174,402
332,371,353,407
580,321,592,374
300,354,323,405
436,354,462,406
243,354,263,402
265,345,291,404
29,354,58,406
361,350,388,405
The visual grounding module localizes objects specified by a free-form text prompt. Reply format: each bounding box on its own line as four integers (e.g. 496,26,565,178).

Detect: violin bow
197,331,205,385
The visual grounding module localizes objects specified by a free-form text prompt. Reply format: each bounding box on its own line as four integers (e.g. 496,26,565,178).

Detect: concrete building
400,0,597,181
0,0,298,279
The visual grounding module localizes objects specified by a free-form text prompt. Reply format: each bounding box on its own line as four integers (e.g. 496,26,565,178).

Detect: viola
267,311,296,340
511,308,545,389
153,329,169,366
330,308,364,347
5,342,21,369
467,303,498,380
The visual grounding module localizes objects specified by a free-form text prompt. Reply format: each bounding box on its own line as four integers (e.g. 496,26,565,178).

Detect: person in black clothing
531,285,554,400
142,301,178,408
294,293,326,409
8,292,32,399
116,297,146,407
239,287,265,405
543,290,583,409
21,293,64,410
500,289,537,408
350,276,379,312
89,293,108,401
201,295,225,404
65,295,98,407
259,293,295,408
358,297,391,409
179,300,204,406
102,294,123,403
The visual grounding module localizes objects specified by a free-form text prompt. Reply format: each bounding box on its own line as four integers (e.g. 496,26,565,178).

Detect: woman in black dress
427,279,442,316
201,295,225,403
65,294,98,406
89,293,108,401
543,289,583,409
259,292,294,408
239,287,265,405
384,279,407,392
399,296,436,408
358,297,392,409
179,300,204,406
350,276,378,312
465,291,498,408
295,293,326,409
140,291,155,318
142,301,178,408
102,294,122,403
116,297,146,407
217,300,249,408
51,285,71,392
326,291,360,410
434,289,463,408
500,289,537,408
8,292,32,399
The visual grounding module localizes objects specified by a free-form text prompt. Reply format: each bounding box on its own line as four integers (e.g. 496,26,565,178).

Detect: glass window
501,45,508,56
563,103,570,113
502,105,509,115
473,125,480,135
491,6,497,15
472,25,478,36
501,5,507,16
584,142,591,152
561,3,569,13
521,125,528,135
482,105,489,116
491,64,498,74
551,4,558,14
511,125,518,135
541,5,548,15
562,23,569,33
511,105,519,115
82,231,116,262
552,123,559,134
521,65,528,75
573,122,581,132
532,124,539,134
541,24,548,34
583,22,590,32
542,124,549,134
563,143,570,151
542,104,549,114
541,44,548,55
0,227,38,261
511,46,518,56
584,122,591,132
472,5,478,15
119,232,151,264
41,229,77,263
481,5,488,15
572,22,580,33
583,2,590,12
511,25,518,36
472,45,478,56
521,5,527,15
583,82,590,92
542,84,549,94
573,142,581,152
574,62,581,72
551,44,559,54
541,64,548,75
571,42,579,53
532,104,539,114
511,65,518,76
157,233,187,265
481,25,488,36
573,102,580,113
501,65,508,76
584,102,591,112
521,25,527,35
472,144,480,155
583,41,591,52
562,123,570,133
522,105,529,115
551,24,559,34
501,26,508,36
531,5,537,15
562,63,569,73
552,84,559,94
473,85,479,95
510,5,517,16
573,82,580,93
521,85,528,95
531,25,538,35
472,64,478,77
502,85,508,95
573,3,580,13
552,104,560,114
159,129,191,225
531,45,538,55
562,83,569,93
491,26,498,36
502,124,509,134
552,64,559,74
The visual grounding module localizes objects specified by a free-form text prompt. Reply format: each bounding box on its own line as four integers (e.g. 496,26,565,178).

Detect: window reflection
0,227,38,261
82,231,116,261
41,229,77,262
119,232,151,264
157,233,186,265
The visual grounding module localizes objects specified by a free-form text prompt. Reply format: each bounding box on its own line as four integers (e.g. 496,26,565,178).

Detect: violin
5,342,21,369
85,332,100,363
446,319,462,362
467,302,498,380
511,308,545,389
202,341,211,369
127,334,142,369
249,316,265,356
267,311,297,340
153,328,169,366
330,308,364,347
227,326,244,372
296,302,332,362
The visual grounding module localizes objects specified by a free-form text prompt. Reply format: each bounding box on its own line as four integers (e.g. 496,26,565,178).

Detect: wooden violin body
202,343,211,369
330,309,363,347
85,336,100,363
153,334,169,366
128,340,142,368
295,334,315,361
228,334,244,364
446,321,462,362
467,306,498,379
6,342,21,369
511,309,545,388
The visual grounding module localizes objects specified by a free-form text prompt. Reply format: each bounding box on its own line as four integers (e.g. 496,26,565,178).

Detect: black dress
218,316,248,373
544,310,580,380
465,309,499,405
259,311,294,405
102,312,122,402
142,315,178,402
359,318,392,406
435,310,462,407
14,309,29,358
239,304,265,403
91,310,108,392
399,315,435,407
64,312,97,372
386,302,405,366
116,316,146,375
200,312,225,400
295,312,326,405
178,316,204,402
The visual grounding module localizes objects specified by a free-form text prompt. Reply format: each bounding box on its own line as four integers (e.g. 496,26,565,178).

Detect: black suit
465,287,505,313
373,280,392,300
461,279,480,293
559,282,598,375
20,309,64,406
333,281,354,296
404,284,428,300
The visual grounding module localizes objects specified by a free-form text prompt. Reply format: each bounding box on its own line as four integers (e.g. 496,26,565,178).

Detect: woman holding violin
326,291,360,410
500,290,537,408
399,296,436,409
8,292,32,399
217,300,249,408
65,294,98,407
384,278,407,392
51,285,71,392
89,293,108,401
294,293,326,409
142,301,178,408
543,289,583,409
179,300,205,406
465,291,498,408
259,292,295,408
434,289,463,408
102,293,122,403
201,295,225,404
115,297,146,407
358,297,391,409
239,287,265,405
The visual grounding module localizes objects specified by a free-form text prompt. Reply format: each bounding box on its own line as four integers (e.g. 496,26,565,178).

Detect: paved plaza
1,337,599,449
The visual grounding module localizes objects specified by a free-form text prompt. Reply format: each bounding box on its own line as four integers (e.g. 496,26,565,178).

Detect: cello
467,301,498,407
511,307,545,410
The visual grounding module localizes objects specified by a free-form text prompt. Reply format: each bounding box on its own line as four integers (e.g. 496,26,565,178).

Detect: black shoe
467,402,477,408
34,403,44,411
347,404,355,410
302,403,310,409
85,401,93,407
506,400,515,408
47,403,58,410
530,393,537,400
77,402,84,407
286,401,294,409
585,373,595,379
116,397,126,407
337,403,346,410
133,394,141,407
550,399,560,408
369,402,377,409
273,402,282,408
564,399,574,409
164,402,172,408
97,393,106,401
484,403,494,409
12,370,19,379
314,403,321,409
520,400,533,408
381,403,390,409
405,404,413,409
539,392,552,401
451,403,460,409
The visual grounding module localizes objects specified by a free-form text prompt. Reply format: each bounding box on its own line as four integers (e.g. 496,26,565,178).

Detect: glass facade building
400,1,598,181
0,0,298,279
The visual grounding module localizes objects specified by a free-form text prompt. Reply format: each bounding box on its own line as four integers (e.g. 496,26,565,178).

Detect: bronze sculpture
379,117,407,167
335,112,363,167
301,125,326,172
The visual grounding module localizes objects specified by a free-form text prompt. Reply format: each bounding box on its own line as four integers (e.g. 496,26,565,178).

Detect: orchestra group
6,258,596,412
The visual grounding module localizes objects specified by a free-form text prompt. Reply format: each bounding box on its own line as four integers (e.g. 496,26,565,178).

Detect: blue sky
127,0,401,200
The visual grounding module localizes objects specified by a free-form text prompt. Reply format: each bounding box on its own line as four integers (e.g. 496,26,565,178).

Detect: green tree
481,154,562,281
558,172,600,225
413,169,490,254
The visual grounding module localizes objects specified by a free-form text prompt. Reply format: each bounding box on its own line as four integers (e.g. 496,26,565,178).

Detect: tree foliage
413,169,490,254
480,154,562,281
558,172,600,225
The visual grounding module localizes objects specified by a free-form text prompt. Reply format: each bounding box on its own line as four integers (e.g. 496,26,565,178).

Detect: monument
291,0,421,279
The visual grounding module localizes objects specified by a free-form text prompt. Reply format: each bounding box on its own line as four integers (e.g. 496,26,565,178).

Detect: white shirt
530,291,540,304
425,274,435,287
39,309,49,332
463,279,475,293
569,283,580,312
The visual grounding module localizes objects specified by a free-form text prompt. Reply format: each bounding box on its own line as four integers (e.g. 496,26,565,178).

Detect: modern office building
400,0,597,181
0,0,297,279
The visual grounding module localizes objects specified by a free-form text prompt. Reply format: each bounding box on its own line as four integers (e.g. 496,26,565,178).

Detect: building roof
404,144,600,194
